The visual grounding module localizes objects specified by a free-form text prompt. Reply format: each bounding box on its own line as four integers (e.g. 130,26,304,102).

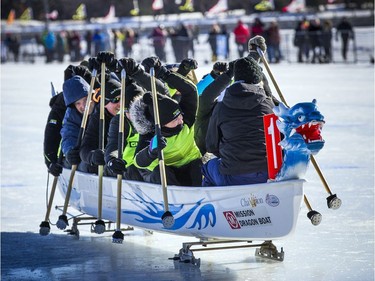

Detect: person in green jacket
126,57,202,186
104,83,144,181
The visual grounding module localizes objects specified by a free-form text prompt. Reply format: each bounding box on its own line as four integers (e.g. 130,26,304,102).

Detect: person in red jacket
250,17,265,37
233,20,250,57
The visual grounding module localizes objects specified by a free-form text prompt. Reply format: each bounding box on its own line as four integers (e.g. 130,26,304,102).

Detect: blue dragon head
272,99,325,181
273,99,325,156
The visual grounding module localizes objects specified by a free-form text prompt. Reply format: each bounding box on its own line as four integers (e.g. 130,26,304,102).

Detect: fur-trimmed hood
129,94,154,135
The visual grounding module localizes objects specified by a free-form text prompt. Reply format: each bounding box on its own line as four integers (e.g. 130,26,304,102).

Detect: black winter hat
143,92,181,126
125,84,144,111
104,78,121,104
234,57,262,84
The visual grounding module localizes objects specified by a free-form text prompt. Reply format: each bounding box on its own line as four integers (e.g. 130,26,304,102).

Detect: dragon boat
54,100,326,263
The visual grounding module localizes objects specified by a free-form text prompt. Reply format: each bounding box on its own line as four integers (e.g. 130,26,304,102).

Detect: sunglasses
105,96,121,103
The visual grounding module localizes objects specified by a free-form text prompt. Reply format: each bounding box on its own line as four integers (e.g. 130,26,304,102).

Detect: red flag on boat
263,113,283,180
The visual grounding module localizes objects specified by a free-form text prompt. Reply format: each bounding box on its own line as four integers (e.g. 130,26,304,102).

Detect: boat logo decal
223,207,273,229
241,194,264,208
266,194,280,207
223,211,241,229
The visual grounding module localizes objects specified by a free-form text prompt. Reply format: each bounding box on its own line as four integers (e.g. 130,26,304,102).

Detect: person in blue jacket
44,64,95,176
61,75,95,171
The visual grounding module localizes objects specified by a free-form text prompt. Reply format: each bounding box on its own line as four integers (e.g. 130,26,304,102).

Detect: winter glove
141,56,169,80
141,56,161,73
64,64,76,81
64,65,92,83
210,62,227,78
118,58,142,76
107,157,127,175
88,57,101,71
148,135,167,158
248,35,267,62
66,148,81,166
154,65,170,81
48,162,63,177
91,149,105,166
89,56,113,82
96,51,118,72
213,61,228,73
177,58,198,76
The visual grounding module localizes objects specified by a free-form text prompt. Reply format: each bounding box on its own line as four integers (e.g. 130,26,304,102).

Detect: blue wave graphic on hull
188,203,216,230
122,192,216,230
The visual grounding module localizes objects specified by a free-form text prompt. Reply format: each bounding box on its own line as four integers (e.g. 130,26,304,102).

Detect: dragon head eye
298,115,305,122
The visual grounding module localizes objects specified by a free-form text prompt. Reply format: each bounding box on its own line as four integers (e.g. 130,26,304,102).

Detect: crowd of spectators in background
293,16,354,63
1,16,360,65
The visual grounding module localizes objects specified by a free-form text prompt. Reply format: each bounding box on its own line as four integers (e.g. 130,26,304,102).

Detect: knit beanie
234,57,262,84
143,92,181,126
104,78,121,104
62,75,89,107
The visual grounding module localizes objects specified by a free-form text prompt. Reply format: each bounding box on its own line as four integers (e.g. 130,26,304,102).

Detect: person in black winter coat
194,61,234,155
202,57,274,186
43,92,66,176
79,78,122,174
336,17,354,61
207,24,220,62
195,35,278,156
308,18,323,64
293,18,310,63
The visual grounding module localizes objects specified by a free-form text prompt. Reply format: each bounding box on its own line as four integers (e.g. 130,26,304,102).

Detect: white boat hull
58,168,304,240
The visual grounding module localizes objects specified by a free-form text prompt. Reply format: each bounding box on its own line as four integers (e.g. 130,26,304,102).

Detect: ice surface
1,53,374,280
